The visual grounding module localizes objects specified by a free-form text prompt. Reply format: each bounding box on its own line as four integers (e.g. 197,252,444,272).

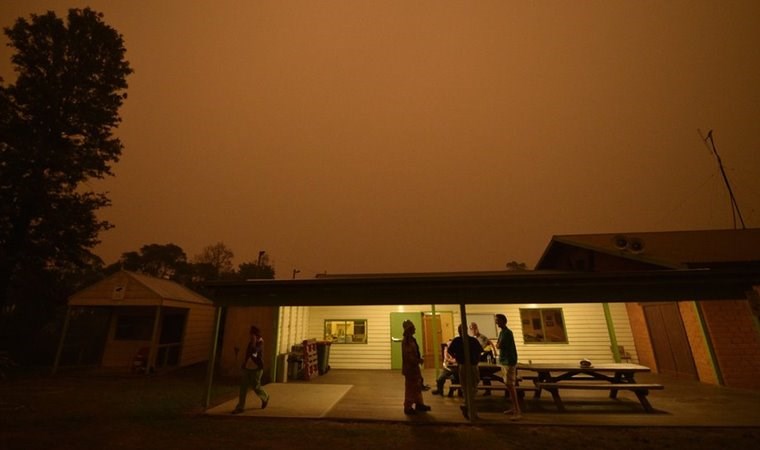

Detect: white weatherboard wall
486,303,638,364
278,306,310,354
609,302,639,363
306,305,433,369
162,300,216,367
301,303,638,369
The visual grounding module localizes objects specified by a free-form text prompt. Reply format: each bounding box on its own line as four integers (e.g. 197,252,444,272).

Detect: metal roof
536,228,760,269
205,268,760,307
205,229,760,307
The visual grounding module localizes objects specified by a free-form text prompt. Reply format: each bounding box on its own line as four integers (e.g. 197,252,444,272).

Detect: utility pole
257,250,266,266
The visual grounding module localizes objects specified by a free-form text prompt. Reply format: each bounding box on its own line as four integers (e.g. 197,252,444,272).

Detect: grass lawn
1,364,757,450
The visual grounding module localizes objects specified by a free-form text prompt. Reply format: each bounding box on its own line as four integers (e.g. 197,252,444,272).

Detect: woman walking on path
232,325,270,413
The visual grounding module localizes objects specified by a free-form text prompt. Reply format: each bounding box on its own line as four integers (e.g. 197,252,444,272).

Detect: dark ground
0,364,757,450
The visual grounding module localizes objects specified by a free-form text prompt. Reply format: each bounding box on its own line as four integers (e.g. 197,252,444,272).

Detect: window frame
518,307,569,344
323,319,368,344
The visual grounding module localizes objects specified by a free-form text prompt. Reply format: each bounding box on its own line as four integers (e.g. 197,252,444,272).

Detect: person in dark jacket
447,323,483,419
232,325,270,413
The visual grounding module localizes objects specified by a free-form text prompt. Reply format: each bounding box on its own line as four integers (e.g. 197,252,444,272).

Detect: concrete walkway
219,368,760,426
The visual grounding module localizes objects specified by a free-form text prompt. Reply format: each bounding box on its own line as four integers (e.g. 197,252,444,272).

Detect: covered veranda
205,366,760,426
203,268,760,423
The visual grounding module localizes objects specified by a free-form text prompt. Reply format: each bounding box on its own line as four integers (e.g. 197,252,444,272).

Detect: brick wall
678,301,719,385
700,300,760,390
625,302,657,372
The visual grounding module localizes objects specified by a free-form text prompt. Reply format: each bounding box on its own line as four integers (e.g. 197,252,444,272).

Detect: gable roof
536,228,760,270
126,271,212,304
69,270,212,306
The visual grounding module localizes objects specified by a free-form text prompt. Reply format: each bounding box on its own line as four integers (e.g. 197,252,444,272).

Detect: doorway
421,312,455,368
643,302,698,379
389,312,423,370
156,309,187,369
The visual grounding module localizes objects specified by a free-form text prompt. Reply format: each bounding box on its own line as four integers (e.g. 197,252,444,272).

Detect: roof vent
628,237,645,254
613,235,628,250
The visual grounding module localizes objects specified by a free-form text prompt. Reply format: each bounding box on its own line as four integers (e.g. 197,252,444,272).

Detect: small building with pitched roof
54,271,216,373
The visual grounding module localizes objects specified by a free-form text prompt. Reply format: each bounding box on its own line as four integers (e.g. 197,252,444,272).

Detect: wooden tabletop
448,363,502,372
517,363,651,373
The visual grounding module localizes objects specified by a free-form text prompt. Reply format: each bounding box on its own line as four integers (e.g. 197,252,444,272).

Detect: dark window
114,314,153,341
159,313,186,344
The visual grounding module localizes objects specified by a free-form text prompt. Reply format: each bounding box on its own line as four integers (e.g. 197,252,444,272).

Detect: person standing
448,323,484,419
469,322,493,394
401,320,431,415
469,322,490,351
496,314,521,420
232,325,270,414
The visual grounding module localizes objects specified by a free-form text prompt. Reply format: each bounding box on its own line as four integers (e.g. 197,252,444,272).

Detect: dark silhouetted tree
238,251,275,279
0,8,132,309
194,242,235,280
506,261,528,271
106,243,188,280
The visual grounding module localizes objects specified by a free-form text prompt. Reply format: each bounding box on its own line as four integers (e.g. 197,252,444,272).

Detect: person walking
232,325,270,414
401,320,431,415
496,314,522,421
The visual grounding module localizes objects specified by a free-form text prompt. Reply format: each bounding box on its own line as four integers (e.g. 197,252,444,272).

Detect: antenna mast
698,129,746,230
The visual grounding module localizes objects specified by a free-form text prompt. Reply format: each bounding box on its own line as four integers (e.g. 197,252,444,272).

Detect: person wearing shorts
496,314,521,421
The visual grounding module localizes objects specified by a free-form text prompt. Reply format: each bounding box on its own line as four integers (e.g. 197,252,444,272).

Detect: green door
390,312,423,370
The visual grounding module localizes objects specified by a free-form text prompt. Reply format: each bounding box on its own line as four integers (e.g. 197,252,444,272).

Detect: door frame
390,312,423,370
643,302,698,379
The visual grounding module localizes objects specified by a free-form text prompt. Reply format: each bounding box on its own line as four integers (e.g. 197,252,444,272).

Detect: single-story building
53,270,216,373
216,278,640,380
208,228,760,392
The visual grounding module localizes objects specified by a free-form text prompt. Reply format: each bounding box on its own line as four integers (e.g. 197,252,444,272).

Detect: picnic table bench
518,362,664,413
536,382,664,412
448,374,540,409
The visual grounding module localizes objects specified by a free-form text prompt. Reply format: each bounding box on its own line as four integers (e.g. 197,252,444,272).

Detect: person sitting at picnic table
448,323,485,419
431,338,460,396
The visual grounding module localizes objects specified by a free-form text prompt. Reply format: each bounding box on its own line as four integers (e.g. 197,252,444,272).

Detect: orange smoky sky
2,1,759,278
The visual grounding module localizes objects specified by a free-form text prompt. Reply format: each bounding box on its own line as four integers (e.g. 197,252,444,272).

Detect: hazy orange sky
2,1,759,278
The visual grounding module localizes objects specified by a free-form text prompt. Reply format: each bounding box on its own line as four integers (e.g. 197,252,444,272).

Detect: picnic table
448,363,502,382
517,362,664,412
447,364,541,404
